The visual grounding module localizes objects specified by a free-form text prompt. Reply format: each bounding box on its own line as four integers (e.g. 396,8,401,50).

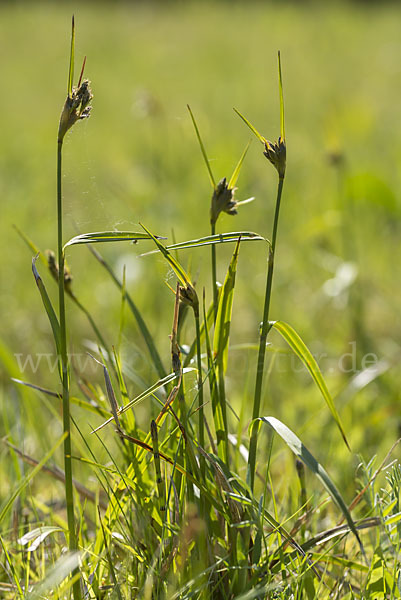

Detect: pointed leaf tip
228,139,251,189
68,15,75,97
187,104,216,189
233,108,267,145
278,50,285,141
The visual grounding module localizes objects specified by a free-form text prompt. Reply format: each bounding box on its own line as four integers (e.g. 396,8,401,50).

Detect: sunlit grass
1,2,401,598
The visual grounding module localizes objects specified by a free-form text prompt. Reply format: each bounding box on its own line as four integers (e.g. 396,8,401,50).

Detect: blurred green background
1,0,401,495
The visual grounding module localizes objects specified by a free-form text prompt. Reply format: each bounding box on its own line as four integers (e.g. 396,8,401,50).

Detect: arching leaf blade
271,320,350,450
257,416,364,556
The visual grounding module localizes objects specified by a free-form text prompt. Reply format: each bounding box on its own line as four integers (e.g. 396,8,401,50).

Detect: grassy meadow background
1,0,401,595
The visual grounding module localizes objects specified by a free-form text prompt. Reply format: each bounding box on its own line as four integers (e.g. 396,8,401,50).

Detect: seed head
263,136,286,179
210,177,238,226
179,284,198,310
58,79,93,142
46,250,73,294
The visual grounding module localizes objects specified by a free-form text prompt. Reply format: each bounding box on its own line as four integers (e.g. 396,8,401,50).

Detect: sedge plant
57,18,92,599
235,51,286,493
7,18,381,597
187,104,253,322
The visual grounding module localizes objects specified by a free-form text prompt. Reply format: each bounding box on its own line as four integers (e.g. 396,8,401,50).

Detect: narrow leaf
278,50,285,141
91,368,195,433
233,108,267,145
183,295,216,368
18,527,63,552
63,230,163,250
271,320,349,450
212,240,240,461
13,225,47,267
228,140,251,189
68,15,75,97
187,104,216,188
26,551,80,599
140,223,193,289
32,255,61,359
257,416,363,554
213,239,240,373
141,231,267,256
88,354,120,429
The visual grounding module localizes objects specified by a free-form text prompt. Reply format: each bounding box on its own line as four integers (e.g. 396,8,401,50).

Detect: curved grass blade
271,320,349,450
141,231,267,256
187,104,216,188
18,526,63,552
15,226,118,380
228,140,251,189
91,368,195,433
32,255,61,360
11,377,110,418
64,230,163,249
26,551,80,600
257,416,364,556
140,223,193,288
233,108,267,145
301,517,379,553
11,378,60,398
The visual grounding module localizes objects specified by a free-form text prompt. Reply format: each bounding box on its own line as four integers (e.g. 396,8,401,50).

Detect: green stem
194,306,205,479
211,221,218,323
57,140,81,599
247,176,284,492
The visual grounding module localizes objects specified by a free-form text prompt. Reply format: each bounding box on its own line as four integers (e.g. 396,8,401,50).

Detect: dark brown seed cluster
58,79,93,142
210,177,238,226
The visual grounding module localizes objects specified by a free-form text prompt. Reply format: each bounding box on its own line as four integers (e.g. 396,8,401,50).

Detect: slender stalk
57,140,81,600
194,305,205,479
247,176,284,492
211,221,218,323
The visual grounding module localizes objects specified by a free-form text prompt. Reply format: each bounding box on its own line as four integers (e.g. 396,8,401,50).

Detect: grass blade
183,293,217,368
271,320,350,450
187,104,216,188
91,368,195,433
228,140,251,189
64,230,163,249
233,108,267,145
26,551,81,600
140,223,193,289
257,416,363,555
32,255,61,360
141,231,267,255
213,239,240,374
68,15,75,97
151,420,166,516
278,50,285,141
212,239,241,462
